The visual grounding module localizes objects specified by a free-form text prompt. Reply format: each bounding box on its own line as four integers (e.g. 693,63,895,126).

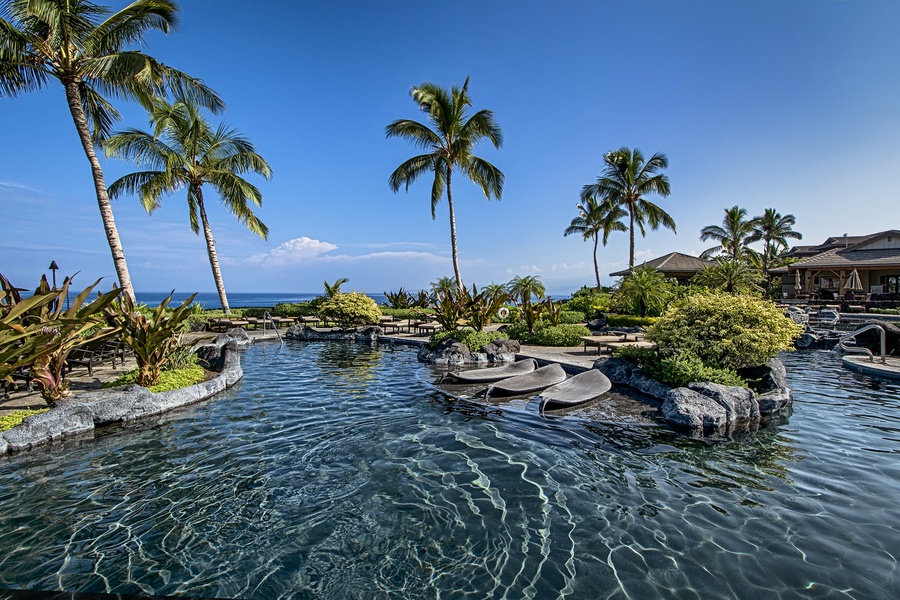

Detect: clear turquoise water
0,343,897,599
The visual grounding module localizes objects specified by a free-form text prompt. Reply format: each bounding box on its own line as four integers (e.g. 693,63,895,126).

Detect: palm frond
461,155,503,200
385,118,441,149
388,153,436,193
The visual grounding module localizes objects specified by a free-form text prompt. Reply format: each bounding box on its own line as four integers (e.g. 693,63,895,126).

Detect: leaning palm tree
564,197,627,289
580,147,675,269
700,205,759,261
323,277,349,298
105,97,271,315
0,0,223,302
750,208,802,279
386,77,503,293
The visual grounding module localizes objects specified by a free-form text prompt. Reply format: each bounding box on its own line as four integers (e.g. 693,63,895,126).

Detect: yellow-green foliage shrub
647,292,803,369
319,292,381,329
0,408,50,432
104,363,206,393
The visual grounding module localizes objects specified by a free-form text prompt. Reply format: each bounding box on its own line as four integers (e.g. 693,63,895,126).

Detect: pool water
0,342,897,599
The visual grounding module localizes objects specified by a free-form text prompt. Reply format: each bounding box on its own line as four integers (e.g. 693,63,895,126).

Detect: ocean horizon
135,291,390,309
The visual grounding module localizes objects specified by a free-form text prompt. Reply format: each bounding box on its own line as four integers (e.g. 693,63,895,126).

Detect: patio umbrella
794,270,802,292
846,269,863,291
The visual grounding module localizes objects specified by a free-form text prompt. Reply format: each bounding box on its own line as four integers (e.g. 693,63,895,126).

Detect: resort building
609,251,713,285
771,230,900,300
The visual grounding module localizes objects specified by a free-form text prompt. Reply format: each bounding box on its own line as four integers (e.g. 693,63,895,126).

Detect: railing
839,324,886,363
262,311,285,347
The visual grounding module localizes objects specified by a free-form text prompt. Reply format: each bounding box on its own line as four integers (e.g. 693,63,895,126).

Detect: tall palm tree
105,98,271,315
0,0,223,302
750,208,802,279
386,77,503,293
580,147,675,269
700,205,759,261
564,197,627,289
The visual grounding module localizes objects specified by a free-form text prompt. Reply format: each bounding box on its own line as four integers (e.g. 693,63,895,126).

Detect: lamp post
48,260,59,289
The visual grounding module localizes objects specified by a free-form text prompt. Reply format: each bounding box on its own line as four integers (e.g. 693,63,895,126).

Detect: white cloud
247,236,338,266
634,249,654,262
552,261,585,271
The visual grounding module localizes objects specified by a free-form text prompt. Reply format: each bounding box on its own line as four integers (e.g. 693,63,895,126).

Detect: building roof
771,230,900,273
609,252,713,277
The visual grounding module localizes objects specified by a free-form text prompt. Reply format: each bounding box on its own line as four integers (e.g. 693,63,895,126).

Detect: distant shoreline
135,291,389,309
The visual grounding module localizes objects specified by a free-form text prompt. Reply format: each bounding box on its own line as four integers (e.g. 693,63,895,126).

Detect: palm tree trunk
62,80,135,302
446,169,464,293
195,187,231,315
628,207,636,269
592,234,601,289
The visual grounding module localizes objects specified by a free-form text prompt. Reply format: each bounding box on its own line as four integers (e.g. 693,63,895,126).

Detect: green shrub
272,302,318,317
647,291,803,370
104,363,207,393
380,307,431,320
564,288,612,319
318,292,381,329
494,305,519,323
0,408,50,432
558,310,586,324
201,309,244,319
613,346,746,388
242,307,270,318
428,328,507,352
505,323,591,346
868,307,900,315
606,314,657,328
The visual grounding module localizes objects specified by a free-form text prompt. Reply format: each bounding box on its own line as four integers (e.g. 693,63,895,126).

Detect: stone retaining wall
0,337,244,456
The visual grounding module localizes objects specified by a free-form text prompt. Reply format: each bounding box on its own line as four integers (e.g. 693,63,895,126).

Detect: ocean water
135,291,389,309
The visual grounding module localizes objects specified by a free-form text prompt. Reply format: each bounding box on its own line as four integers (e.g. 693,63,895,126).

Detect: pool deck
841,354,900,380
1,327,599,417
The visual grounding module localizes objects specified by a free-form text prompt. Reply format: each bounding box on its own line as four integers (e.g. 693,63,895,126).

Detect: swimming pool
0,341,897,598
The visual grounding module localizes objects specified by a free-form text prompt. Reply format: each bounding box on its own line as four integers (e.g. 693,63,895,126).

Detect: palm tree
0,0,223,302
386,77,503,293
692,257,763,295
323,277,349,298
750,208,802,280
564,197,627,289
105,97,271,315
615,265,671,317
580,147,675,269
506,275,546,307
700,205,759,261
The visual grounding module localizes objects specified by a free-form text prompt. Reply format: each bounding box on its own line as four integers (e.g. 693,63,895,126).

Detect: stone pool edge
0,338,244,456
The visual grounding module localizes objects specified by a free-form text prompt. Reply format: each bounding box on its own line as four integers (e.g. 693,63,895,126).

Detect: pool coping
841,355,900,380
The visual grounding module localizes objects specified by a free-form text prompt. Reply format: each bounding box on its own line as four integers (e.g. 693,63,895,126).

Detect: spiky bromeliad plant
107,291,197,387
461,284,509,332
1,274,122,404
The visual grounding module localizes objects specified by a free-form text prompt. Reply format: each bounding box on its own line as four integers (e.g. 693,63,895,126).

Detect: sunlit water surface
0,343,897,599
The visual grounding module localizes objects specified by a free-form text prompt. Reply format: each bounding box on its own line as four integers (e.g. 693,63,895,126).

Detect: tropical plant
384,288,414,309
699,205,759,261
106,97,270,314
323,277,350,299
507,275,546,333
461,284,509,332
646,291,803,370
318,292,380,330
431,276,459,298
1,275,122,403
565,286,613,319
426,284,466,332
0,0,223,301
272,301,318,318
750,208,802,287
107,291,197,387
580,147,675,269
692,257,763,295
386,77,503,292
505,323,591,347
614,346,746,388
614,265,671,317
564,197,627,288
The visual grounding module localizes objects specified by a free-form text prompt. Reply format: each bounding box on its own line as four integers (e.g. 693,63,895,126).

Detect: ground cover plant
614,345,746,388
428,328,507,353
0,408,50,433
104,357,206,393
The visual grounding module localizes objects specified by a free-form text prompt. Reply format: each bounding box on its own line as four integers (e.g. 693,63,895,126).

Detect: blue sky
2,0,899,297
